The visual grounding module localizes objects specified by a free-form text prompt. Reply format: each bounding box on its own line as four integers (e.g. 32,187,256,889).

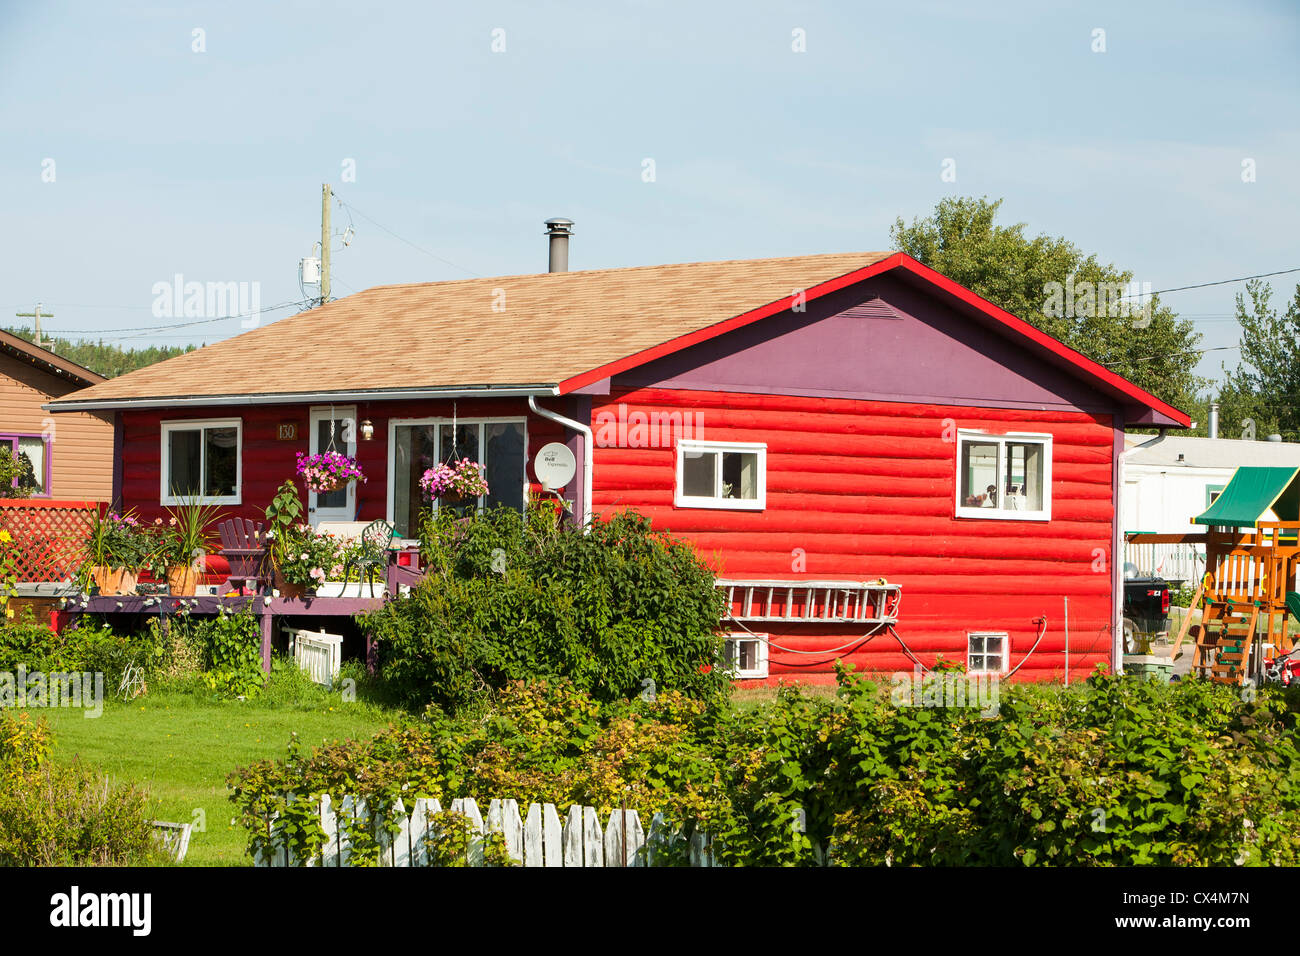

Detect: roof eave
45,383,560,413
0,330,105,387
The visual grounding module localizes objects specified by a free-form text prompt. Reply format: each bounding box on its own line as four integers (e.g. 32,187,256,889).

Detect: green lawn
42,683,404,866
35,673,845,864
729,682,839,711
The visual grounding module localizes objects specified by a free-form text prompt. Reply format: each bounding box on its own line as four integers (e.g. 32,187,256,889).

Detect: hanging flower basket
296,451,366,495
420,460,489,501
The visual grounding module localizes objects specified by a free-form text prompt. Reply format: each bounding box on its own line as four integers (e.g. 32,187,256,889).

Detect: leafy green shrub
0,760,163,865
362,507,729,712
197,607,264,697
6,609,265,699
0,613,152,685
1170,583,1200,608
0,711,162,866
229,679,725,865
0,450,32,499
152,616,207,685
0,615,65,673
425,809,517,866
0,711,53,781
231,669,1300,867
720,666,1300,867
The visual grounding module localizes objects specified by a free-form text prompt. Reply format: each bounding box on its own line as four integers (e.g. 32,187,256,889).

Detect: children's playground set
1129,465,1300,686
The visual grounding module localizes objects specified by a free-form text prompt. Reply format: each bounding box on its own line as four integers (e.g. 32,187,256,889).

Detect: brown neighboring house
0,329,111,500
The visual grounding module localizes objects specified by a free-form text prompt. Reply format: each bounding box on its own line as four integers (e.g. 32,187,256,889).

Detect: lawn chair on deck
217,518,266,594
342,519,395,597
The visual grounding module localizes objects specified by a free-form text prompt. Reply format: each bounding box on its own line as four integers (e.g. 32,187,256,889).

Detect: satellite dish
534,442,576,491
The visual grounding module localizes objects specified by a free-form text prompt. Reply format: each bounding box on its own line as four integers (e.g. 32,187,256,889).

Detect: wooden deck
59,555,427,672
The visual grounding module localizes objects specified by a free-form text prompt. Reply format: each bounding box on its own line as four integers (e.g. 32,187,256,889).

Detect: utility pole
320,183,331,307
15,303,52,350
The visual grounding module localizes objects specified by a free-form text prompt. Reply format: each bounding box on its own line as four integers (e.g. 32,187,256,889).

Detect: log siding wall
117,397,570,524
591,386,1116,683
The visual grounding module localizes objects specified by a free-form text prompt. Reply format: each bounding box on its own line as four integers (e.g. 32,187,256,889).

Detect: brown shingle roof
0,329,105,387
49,252,893,407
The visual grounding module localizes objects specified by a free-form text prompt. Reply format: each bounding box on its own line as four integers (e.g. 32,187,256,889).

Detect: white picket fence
253,795,720,867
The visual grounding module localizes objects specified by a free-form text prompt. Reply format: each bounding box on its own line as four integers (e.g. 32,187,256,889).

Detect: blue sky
1,0,1296,386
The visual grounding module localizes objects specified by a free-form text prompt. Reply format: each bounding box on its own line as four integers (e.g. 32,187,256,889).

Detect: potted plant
419,459,489,509
264,481,340,598
83,510,153,595
295,450,365,495
276,527,342,599
151,498,223,596
0,448,32,500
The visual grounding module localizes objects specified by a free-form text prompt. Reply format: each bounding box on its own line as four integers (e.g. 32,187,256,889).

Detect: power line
334,198,482,277
40,299,310,337
1115,344,1242,367
1119,267,1300,299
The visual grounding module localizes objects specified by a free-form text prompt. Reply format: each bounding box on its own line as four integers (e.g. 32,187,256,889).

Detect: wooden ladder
1191,600,1260,685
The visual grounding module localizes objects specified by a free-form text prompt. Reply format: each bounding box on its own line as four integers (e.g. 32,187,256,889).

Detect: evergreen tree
4,329,196,379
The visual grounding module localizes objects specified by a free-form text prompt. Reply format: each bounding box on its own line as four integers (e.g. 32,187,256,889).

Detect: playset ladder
1191,599,1260,685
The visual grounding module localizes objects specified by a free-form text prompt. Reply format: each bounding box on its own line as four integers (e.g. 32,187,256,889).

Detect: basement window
723,634,768,679
967,631,1008,674
955,430,1052,520
676,440,766,510
161,419,242,505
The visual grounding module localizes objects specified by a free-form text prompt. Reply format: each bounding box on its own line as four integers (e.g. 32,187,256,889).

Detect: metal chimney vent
545,218,574,273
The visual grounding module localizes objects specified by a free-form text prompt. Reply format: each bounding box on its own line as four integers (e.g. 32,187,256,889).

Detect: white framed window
967,631,1008,674
955,430,1052,521
722,633,768,679
675,439,766,510
387,417,528,538
160,418,242,505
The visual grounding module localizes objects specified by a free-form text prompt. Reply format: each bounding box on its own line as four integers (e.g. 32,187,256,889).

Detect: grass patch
41,663,406,866
730,681,839,712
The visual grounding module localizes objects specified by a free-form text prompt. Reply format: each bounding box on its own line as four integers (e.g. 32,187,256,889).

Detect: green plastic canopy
1193,466,1300,527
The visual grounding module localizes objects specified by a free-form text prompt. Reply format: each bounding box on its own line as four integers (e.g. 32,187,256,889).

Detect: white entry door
308,406,357,527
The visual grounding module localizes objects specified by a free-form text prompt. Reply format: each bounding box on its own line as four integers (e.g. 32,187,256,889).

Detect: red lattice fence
0,500,101,582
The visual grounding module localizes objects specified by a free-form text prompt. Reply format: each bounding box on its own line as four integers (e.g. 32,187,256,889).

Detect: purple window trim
0,433,52,498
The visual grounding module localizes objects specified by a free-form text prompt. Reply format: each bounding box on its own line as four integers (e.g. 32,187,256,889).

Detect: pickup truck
1122,564,1172,654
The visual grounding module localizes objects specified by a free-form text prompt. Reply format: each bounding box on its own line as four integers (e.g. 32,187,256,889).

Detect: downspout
1131,425,1167,452
528,393,593,529
1114,418,1128,675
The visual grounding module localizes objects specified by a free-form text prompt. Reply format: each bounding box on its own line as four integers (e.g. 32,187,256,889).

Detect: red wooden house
48,246,1188,683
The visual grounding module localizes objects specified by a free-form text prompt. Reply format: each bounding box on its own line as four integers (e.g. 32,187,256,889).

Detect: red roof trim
557,252,1190,428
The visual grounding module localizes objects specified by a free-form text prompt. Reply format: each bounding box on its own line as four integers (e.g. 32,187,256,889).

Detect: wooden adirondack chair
218,517,266,594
